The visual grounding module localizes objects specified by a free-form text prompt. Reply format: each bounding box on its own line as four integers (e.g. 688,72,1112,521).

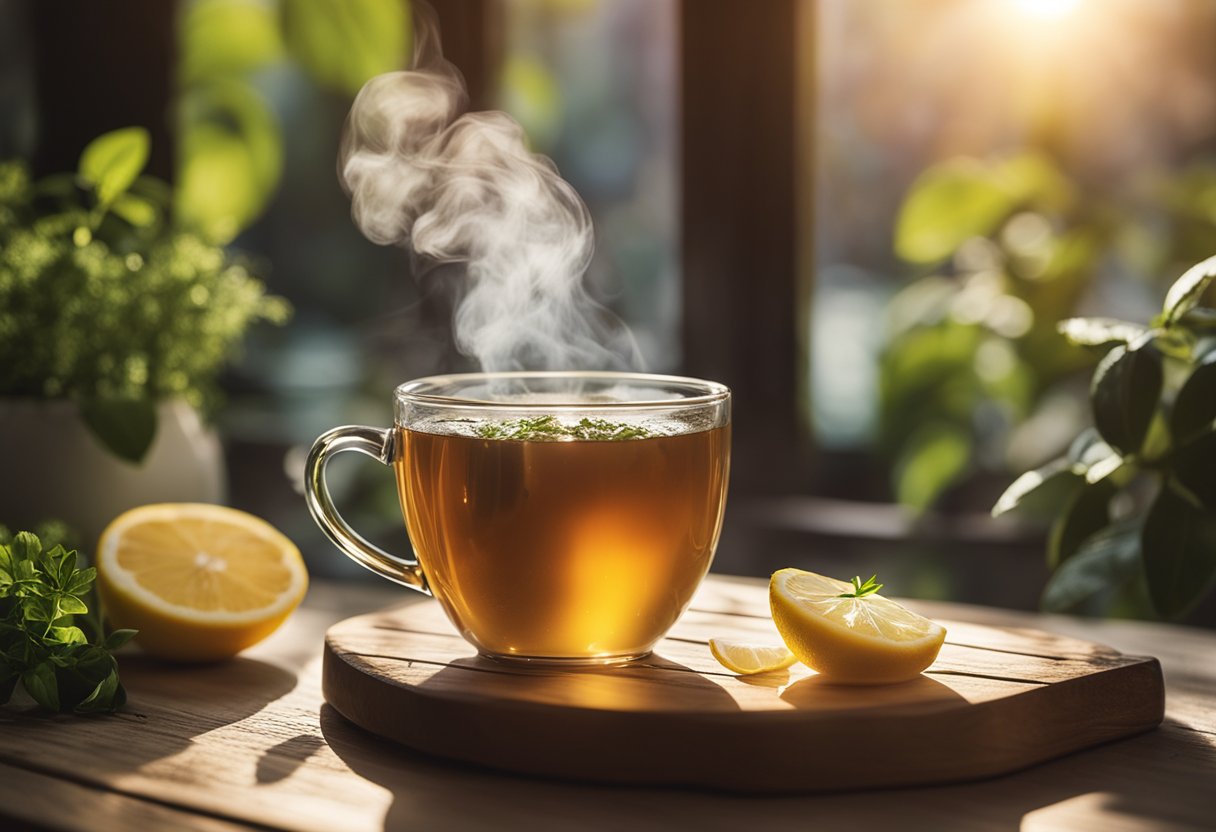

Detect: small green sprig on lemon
710,569,947,684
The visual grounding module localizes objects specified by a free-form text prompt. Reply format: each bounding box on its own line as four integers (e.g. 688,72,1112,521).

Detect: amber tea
396,416,730,660
305,372,731,663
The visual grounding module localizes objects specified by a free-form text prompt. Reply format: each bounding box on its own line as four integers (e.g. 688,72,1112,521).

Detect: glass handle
304,425,430,595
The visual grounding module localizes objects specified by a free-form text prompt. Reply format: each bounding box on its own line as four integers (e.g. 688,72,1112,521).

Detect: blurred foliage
995,255,1216,620
176,0,412,243
280,0,412,97
881,153,1216,511
500,54,562,152
0,128,289,462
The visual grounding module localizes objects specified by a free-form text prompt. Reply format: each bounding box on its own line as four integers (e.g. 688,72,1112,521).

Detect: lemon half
769,568,945,684
97,503,308,662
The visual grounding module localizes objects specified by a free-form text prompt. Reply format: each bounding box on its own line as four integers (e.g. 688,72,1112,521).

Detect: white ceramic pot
0,398,226,546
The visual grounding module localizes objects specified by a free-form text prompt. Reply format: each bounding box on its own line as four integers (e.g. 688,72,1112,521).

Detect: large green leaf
1047,480,1114,568
180,0,285,84
1141,482,1216,618
991,457,1080,519
894,423,971,512
176,80,283,243
1090,341,1163,455
1172,431,1216,513
1170,341,1216,444
1163,254,1216,325
79,396,158,464
894,159,1013,264
281,0,412,97
1042,518,1142,613
78,127,150,207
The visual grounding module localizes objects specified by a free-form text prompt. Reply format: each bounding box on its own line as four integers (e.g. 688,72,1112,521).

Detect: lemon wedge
97,503,308,662
769,568,945,684
708,638,797,675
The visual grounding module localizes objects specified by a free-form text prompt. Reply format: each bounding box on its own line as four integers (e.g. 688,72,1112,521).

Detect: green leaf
1048,481,1115,568
74,668,120,714
894,423,971,512
1173,426,1216,507
894,159,1013,264
47,626,87,646
1141,482,1216,618
110,193,159,227
22,662,60,711
180,0,285,84
1179,307,1216,330
1083,452,1126,485
78,396,158,464
281,0,412,96
1090,341,1164,455
1042,518,1142,613
66,567,97,597
1057,317,1148,348
176,80,283,243
78,127,150,207
11,532,42,562
1163,254,1216,325
56,595,88,616
103,629,138,651
1170,342,1216,444
992,457,1080,518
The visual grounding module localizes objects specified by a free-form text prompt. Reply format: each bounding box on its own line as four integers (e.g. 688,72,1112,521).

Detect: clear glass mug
304,371,731,664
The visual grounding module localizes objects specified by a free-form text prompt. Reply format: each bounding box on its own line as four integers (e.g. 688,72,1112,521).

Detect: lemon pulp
769,568,945,684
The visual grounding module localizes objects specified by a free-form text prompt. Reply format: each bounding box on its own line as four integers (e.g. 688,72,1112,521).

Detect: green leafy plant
0,529,135,713
882,153,1216,511
994,254,1216,619
176,0,412,242
837,574,883,599
0,128,289,462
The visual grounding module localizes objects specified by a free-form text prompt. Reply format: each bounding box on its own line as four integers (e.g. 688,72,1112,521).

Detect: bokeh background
2,0,1214,622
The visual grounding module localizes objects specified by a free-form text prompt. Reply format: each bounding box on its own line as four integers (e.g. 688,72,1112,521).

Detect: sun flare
1002,0,1083,21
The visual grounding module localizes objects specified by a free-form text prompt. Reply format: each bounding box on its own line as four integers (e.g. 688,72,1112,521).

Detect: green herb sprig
837,575,884,599
475,415,660,442
0,531,136,714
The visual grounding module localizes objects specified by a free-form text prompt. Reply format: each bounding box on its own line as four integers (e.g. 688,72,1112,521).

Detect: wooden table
1,576,1212,831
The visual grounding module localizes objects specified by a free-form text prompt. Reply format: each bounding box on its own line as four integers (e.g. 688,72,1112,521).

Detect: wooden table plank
0,575,1212,831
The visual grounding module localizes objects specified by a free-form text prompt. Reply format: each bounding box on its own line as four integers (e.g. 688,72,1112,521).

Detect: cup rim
394,371,730,411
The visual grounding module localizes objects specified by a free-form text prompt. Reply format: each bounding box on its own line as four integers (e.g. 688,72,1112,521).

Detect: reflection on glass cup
305,372,731,664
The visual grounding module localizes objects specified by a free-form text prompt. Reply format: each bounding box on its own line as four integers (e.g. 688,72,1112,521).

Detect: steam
339,3,639,373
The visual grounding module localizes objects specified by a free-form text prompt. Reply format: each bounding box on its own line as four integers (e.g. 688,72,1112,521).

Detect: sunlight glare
1003,0,1082,21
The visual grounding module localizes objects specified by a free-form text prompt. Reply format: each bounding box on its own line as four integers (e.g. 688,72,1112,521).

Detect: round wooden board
322,578,1164,793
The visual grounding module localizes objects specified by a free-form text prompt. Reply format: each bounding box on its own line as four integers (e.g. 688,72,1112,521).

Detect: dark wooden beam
28,0,176,180
430,0,501,112
680,0,805,494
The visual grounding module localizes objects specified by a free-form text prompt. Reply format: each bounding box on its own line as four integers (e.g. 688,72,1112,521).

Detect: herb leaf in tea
475,415,660,441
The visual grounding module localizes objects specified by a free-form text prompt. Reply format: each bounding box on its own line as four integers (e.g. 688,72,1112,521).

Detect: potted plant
0,127,288,542
995,254,1216,620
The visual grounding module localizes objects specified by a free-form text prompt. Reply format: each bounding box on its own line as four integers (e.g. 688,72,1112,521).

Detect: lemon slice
769,568,945,684
97,503,308,662
708,638,797,675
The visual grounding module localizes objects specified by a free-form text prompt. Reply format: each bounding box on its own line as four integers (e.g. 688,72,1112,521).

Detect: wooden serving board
322,579,1164,793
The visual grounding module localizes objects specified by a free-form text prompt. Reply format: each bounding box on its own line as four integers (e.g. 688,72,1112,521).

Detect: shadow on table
320,702,1215,832
99,655,297,768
